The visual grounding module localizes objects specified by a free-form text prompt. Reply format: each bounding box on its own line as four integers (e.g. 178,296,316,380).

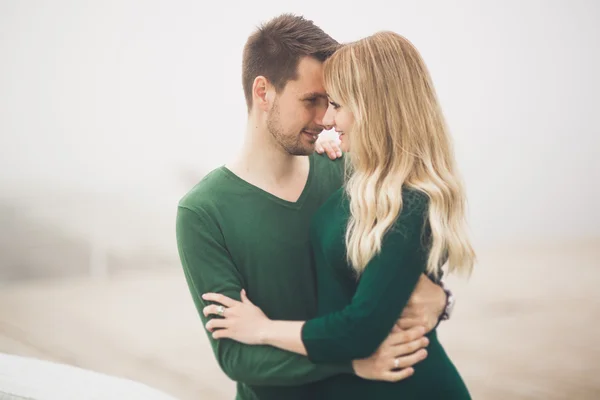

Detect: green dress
301,187,471,399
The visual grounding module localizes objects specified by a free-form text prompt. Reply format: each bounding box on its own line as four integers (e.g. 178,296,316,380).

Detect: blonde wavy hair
323,31,475,277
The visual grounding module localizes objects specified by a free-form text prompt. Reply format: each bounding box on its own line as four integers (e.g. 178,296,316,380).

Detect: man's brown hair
242,14,339,111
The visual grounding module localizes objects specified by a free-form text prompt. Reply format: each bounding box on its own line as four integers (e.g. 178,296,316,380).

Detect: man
176,14,451,400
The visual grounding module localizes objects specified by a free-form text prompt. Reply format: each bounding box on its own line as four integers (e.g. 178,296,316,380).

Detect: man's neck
225,121,310,202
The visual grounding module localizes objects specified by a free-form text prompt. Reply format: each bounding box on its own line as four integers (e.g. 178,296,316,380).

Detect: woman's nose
322,106,335,130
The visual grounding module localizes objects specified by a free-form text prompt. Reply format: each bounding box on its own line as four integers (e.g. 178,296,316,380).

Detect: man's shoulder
311,151,345,169
311,152,346,183
178,166,231,214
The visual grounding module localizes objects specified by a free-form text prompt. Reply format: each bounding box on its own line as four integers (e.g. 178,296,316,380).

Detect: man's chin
296,148,315,156
302,142,317,155
287,145,315,157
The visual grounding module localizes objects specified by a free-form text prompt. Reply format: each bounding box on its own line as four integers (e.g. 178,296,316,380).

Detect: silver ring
394,358,400,369
216,305,225,317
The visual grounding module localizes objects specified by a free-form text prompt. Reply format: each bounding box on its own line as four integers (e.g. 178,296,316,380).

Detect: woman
202,31,476,399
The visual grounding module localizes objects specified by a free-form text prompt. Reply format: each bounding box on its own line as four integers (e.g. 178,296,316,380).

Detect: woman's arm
300,191,429,363
262,321,308,355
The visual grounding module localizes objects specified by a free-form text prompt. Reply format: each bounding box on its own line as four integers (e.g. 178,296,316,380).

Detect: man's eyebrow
301,92,328,100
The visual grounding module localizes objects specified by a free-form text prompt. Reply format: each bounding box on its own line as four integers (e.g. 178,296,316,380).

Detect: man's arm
176,205,354,386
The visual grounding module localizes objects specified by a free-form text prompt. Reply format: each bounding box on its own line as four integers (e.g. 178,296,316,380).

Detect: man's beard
267,100,317,156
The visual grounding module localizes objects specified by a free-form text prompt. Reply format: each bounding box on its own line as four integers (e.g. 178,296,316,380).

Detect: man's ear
252,76,274,112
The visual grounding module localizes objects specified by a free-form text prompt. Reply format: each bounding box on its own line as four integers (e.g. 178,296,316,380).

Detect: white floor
1,241,599,399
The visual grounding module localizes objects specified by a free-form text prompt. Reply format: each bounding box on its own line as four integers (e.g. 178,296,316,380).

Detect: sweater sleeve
301,192,430,363
176,205,352,386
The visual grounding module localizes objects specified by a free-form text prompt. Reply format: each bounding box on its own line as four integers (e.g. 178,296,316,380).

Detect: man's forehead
286,56,326,96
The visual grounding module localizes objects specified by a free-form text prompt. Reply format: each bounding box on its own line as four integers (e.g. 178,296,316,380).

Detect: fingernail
337,151,342,156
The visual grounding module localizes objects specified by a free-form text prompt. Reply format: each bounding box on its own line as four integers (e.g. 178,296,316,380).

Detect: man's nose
321,106,335,130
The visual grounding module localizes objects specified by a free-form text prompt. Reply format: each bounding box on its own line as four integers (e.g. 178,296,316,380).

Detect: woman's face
323,98,355,153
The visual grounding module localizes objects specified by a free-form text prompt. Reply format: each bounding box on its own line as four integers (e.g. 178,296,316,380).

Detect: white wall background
1,0,599,265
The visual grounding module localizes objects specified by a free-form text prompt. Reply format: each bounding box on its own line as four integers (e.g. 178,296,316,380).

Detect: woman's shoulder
400,187,429,215
387,188,430,237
